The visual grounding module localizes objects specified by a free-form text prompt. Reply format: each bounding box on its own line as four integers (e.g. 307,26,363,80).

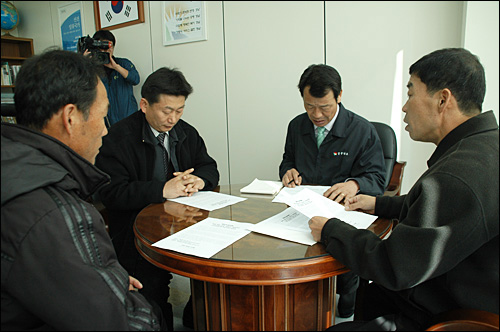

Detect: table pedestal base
191,277,337,331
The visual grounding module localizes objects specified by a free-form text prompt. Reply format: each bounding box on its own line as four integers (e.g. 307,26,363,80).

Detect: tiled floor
170,274,193,331
170,274,353,331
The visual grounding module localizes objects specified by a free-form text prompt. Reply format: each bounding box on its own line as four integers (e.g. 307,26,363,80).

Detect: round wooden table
134,184,393,331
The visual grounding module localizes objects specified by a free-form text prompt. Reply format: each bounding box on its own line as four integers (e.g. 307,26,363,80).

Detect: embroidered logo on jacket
333,152,349,156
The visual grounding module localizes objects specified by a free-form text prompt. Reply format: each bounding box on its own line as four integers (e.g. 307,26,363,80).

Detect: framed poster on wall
162,1,207,46
93,1,145,31
58,2,84,52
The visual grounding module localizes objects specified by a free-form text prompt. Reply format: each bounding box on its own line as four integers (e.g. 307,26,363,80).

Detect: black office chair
371,122,406,196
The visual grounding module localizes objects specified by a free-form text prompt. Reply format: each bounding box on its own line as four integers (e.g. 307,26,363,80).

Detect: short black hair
93,29,116,46
298,64,342,101
141,67,193,105
409,48,485,114
14,48,101,130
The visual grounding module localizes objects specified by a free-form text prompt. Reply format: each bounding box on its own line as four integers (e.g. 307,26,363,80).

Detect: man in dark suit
96,67,219,330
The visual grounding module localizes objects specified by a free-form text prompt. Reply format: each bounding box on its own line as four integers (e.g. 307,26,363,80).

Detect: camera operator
88,29,140,128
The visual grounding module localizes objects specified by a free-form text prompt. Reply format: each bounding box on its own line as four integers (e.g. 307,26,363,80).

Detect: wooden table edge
135,234,351,285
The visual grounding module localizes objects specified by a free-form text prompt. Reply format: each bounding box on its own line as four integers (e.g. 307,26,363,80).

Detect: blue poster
59,3,83,52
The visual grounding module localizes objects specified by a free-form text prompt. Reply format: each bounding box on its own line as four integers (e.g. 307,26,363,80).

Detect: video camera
77,35,112,65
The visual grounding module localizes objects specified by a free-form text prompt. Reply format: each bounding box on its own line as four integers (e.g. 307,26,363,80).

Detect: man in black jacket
95,67,219,330
1,49,162,330
310,48,499,330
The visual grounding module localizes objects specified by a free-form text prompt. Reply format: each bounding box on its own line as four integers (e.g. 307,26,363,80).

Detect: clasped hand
163,168,205,199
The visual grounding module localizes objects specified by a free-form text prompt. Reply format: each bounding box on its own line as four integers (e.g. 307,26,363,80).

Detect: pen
287,172,302,185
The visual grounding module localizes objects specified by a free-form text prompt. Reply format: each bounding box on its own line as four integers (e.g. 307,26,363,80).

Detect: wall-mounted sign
162,1,207,46
58,2,84,52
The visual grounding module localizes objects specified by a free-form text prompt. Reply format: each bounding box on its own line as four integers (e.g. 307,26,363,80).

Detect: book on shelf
1,63,12,86
1,92,16,122
10,65,21,84
1,116,17,124
1,63,22,86
1,92,15,104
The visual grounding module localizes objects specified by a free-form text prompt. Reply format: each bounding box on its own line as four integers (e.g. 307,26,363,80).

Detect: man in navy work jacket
95,67,219,330
279,64,386,318
310,48,499,331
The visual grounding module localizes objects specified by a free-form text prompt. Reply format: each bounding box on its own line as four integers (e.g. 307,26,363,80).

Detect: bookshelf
1,35,34,123
1,35,34,88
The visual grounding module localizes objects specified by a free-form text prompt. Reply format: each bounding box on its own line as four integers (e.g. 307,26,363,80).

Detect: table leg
191,277,337,331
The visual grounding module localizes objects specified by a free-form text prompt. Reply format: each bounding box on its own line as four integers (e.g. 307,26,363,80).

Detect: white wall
326,1,464,194
223,1,325,184
10,1,498,193
463,1,499,121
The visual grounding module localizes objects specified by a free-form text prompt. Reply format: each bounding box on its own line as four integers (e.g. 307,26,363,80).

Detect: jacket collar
1,123,110,201
139,111,185,146
300,102,350,139
427,110,499,167
329,103,350,138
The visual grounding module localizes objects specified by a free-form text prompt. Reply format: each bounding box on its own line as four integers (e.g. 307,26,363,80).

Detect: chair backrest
371,122,397,190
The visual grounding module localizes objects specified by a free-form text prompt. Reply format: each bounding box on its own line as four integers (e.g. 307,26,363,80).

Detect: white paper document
152,217,253,258
240,178,284,195
282,188,378,229
249,207,316,245
272,185,331,203
168,191,246,211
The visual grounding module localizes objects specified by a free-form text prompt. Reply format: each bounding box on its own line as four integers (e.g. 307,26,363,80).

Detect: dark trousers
131,255,174,331
327,282,426,331
109,215,175,331
337,271,359,296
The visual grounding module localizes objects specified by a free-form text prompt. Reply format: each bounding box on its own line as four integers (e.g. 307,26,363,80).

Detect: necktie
317,126,326,148
156,132,170,178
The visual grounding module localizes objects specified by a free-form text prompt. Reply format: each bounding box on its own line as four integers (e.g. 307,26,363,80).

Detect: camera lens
95,52,110,65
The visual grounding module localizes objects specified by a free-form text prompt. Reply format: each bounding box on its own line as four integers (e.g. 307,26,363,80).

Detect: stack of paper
240,178,283,195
